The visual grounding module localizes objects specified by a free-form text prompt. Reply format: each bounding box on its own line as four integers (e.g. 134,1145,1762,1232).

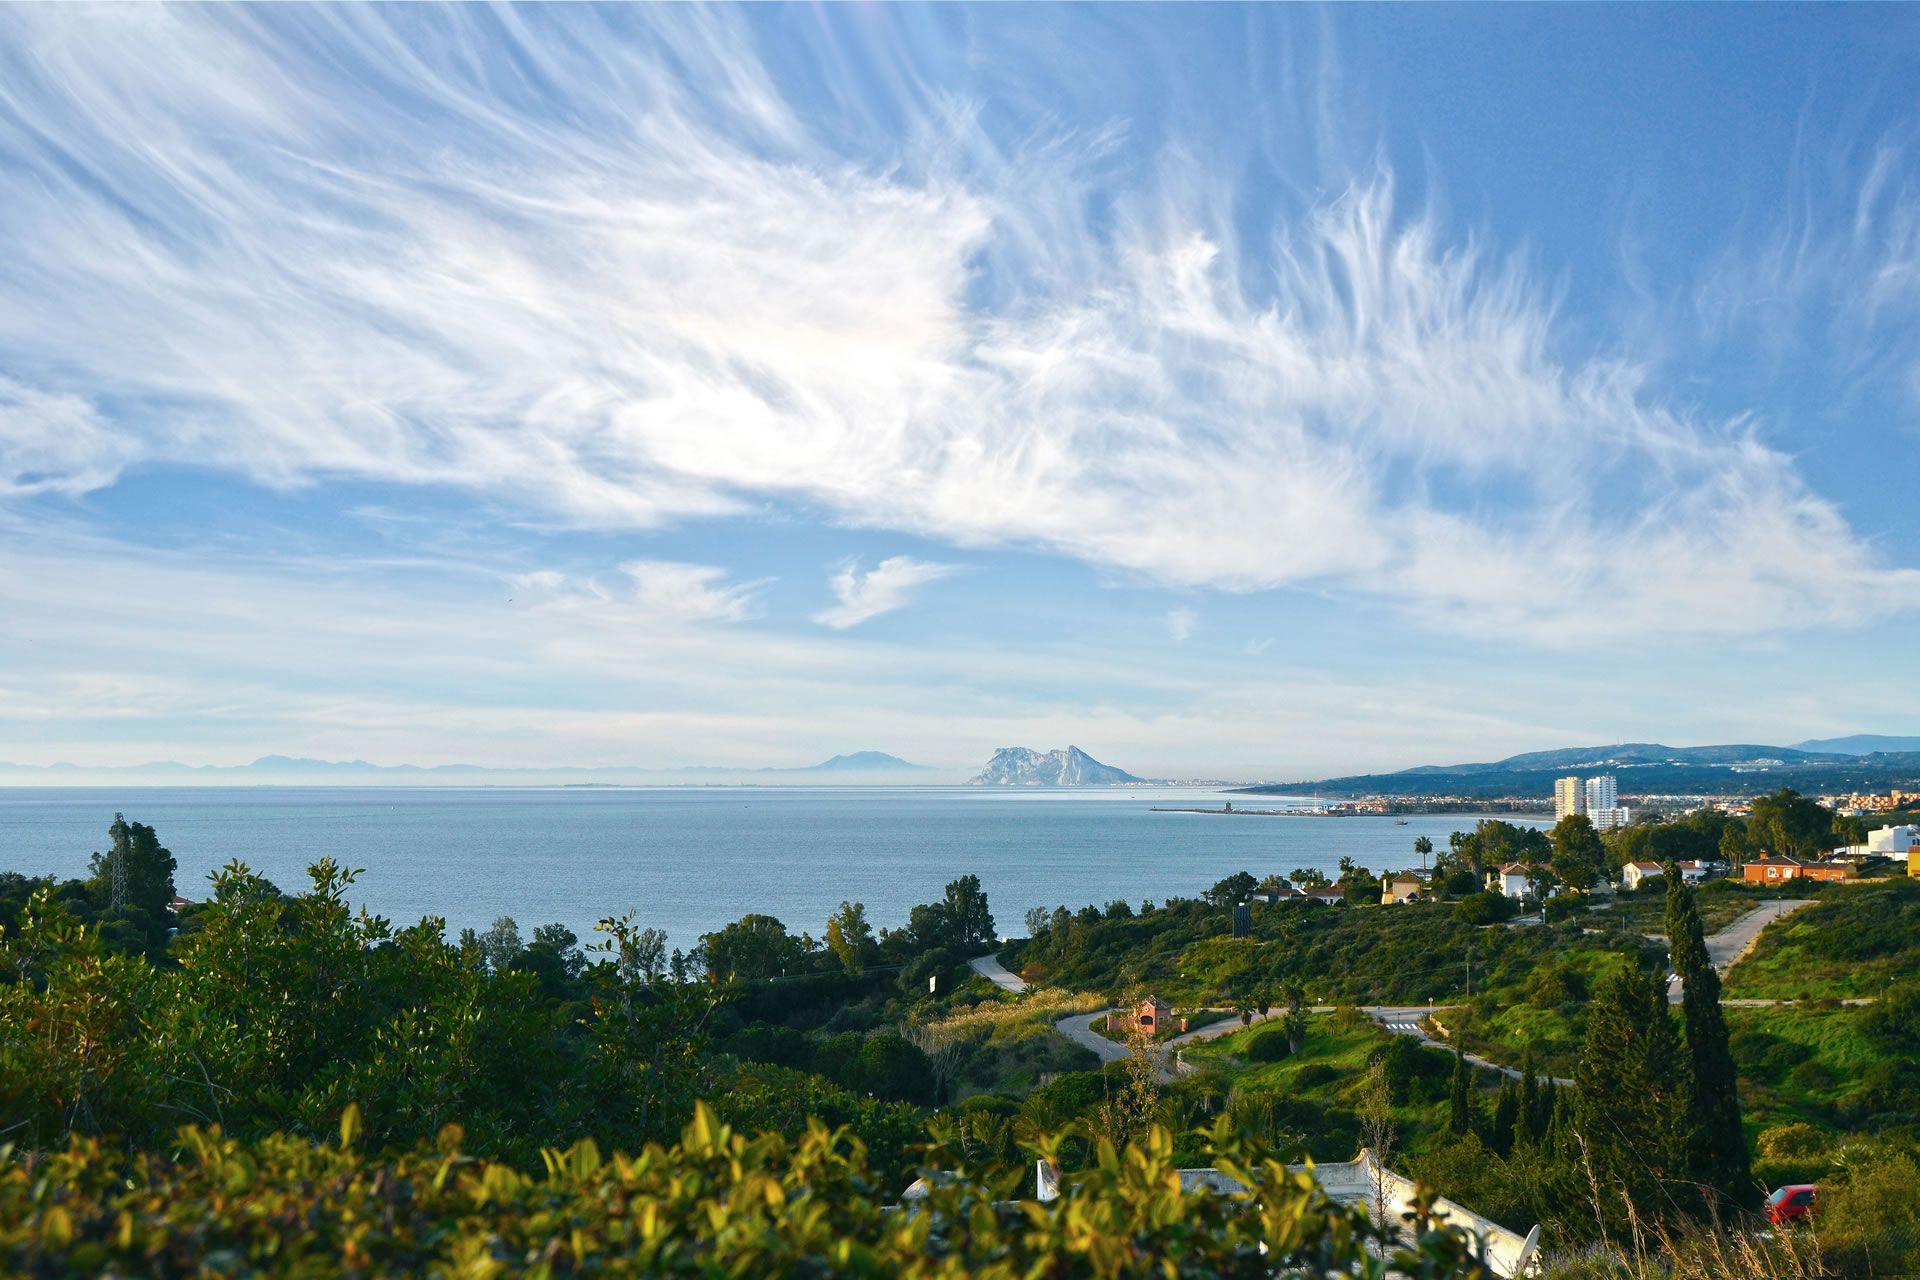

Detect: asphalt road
1667,898,1813,1002
968,952,1030,994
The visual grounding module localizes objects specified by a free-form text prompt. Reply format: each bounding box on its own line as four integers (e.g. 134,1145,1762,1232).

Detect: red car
1766,1184,1818,1226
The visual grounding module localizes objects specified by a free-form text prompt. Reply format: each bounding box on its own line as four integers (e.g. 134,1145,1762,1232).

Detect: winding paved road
968,952,1030,994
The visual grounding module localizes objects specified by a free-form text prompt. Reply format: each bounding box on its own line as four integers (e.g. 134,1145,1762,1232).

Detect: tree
478,916,523,972
1748,788,1838,856
1517,1047,1543,1149
1413,836,1433,867
1358,1061,1398,1225
1490,1080,1519,1157
1664,864,1753,1209
824,901,873,975
1452,892,1514,926
698,913,804,981
1548,815,1606,890
1717,821,1750,867
1288,866,1329,888
1524,865,1557,902
86,815,178,956
517,923,583,989
591,917,668,984
1447,1038,1473,1138
1024,906,1049,939
1281,982,1308,1054
1257,873,1290,893
1570,965,1687,1231
943,875,995,950
1204,871,1257,908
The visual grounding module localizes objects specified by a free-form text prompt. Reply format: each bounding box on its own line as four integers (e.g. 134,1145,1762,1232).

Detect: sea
0,787,1545,951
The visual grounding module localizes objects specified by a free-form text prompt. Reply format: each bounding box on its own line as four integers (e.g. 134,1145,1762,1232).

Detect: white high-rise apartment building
1554,776,1585,822
1585,774,1628,831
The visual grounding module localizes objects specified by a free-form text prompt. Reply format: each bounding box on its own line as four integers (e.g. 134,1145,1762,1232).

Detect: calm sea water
0,787,1543,950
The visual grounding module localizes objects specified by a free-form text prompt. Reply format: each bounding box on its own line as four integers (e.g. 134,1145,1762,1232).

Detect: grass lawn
1184,1011,1513,1164
1182,1009,1390,1088
1723,879,1920,999
1727,1003,1897,1138
1476,1002,1583,1079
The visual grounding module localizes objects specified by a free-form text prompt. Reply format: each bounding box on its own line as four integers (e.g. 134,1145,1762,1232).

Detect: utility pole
109,841,126,913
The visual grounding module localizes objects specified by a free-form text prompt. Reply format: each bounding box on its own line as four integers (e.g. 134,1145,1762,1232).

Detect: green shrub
1453,892,1515,926
0,1106,1516,1278
1292,1063,1340,1090
1245,1026,1291,1062
1818,1146,1920,1279
1756,1122,1829,1162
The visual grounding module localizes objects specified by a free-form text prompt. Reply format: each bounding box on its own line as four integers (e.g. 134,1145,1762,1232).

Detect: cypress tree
1664,863,1755,1209
1517,1047,1542,1147
1448,1039,1473,1137
1491,1079,1519,1156
1572,965,1687,1232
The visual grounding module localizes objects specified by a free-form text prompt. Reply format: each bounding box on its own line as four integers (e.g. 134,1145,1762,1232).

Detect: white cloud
622,561,764,624
1165,608,1196,642
1245,637,1273,656
0,8,1913,641
0,378,132,496
813,556,958,630
509,560,766,625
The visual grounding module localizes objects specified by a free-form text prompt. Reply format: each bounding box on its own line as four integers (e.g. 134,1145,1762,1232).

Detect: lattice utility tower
107,812,128,913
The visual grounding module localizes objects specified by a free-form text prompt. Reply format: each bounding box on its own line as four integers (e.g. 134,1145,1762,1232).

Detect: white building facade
1583,774,1629,831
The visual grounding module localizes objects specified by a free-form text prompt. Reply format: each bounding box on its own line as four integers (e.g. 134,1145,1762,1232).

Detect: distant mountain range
0,751,927,785
1240,738,1920,800
1791,734,1920,755
967,746,1146,786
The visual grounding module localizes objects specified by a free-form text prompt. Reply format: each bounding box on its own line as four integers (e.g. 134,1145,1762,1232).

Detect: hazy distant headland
0,751,932,788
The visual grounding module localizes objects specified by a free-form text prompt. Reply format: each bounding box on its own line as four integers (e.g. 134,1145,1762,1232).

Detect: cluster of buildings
1553,773,1630,831
1823,789,1914,816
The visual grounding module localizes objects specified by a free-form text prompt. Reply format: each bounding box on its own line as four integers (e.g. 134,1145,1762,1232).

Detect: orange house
1111,996,1185,1037
1742,855,1855,884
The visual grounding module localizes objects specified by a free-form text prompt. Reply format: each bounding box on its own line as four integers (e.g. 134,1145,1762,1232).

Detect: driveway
1668,899,1813,1003
968,952,1029,994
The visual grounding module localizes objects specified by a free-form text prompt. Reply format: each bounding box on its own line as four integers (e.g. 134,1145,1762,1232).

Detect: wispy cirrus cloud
512,560,767,625
0,5,1913,647
1165,608,1197,642
813,557,959,630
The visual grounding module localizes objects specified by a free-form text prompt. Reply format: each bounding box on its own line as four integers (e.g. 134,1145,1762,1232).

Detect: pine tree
1572,965,1687,1232
1448,1039,1473,1137
1664,864,1755,1209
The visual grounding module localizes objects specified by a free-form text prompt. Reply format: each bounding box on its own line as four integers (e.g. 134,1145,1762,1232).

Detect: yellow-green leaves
1,1111,1487,1277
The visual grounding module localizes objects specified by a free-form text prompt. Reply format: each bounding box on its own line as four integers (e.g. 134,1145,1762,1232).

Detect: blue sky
3,4,1919,780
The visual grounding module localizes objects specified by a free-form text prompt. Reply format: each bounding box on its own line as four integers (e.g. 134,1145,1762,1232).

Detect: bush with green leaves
1244,1025,1291,1062
0,1106,1498,1278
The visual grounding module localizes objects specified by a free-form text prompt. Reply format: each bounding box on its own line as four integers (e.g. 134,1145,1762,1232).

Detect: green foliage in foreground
1,1106,1502,1279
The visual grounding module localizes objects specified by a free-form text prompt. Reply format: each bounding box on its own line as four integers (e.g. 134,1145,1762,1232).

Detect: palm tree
1413,836,1433,869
